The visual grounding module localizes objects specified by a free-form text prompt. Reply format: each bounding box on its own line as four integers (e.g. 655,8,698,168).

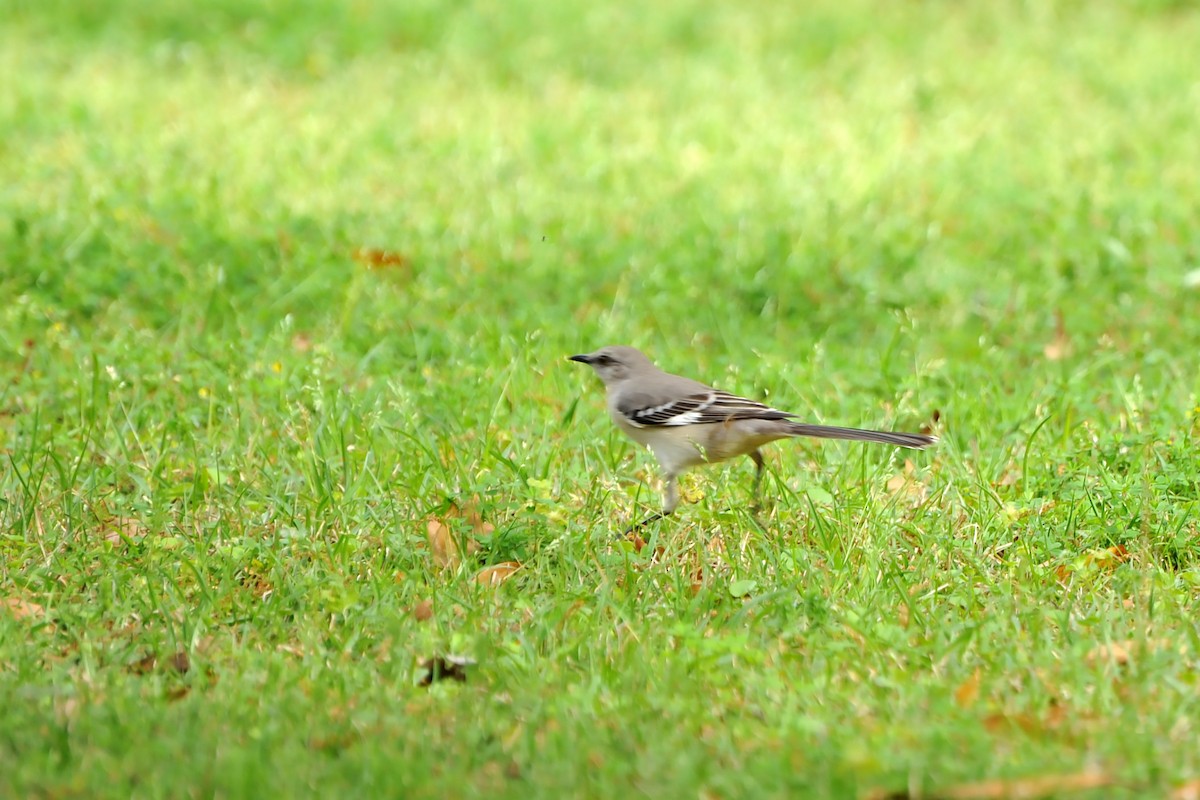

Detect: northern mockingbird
570,345,936,527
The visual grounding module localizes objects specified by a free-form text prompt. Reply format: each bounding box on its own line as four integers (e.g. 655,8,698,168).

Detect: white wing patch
623,390,794,428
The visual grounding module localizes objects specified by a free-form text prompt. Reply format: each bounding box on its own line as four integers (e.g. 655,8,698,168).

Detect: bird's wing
618,390,795,428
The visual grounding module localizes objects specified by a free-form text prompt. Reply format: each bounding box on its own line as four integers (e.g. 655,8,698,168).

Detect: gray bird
569,345,936,528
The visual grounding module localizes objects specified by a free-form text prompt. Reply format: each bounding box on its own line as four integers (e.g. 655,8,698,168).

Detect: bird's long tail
785,423,936,449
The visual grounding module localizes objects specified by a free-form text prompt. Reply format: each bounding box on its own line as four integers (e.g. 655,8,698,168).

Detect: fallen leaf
1084,544,1130,570
426,517,457,568
426,516,480,569
129,653,159,675
352,247,409,270
425,499,496,568
465,513,495,537
411,599,434,622
475,561,521,586
2,597,44,620
418,655,475,686
954,668,981,709
167,651,191,674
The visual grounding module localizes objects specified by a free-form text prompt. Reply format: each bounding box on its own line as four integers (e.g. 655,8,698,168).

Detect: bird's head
568,345,653,386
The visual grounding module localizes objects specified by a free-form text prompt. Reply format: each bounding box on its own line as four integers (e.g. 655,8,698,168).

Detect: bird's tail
785,423,936,449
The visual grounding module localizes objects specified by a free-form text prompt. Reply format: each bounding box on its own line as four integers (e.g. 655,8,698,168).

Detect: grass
2,0,1200,796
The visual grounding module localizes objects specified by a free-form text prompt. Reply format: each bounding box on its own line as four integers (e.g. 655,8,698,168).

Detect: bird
569,345,936,529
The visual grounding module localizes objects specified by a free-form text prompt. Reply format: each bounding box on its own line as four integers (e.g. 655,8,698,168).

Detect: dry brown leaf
426,517,457,568
464,512,495,537
129,653,159,675
1170,779,1200,800
954,668,981,709
1082,544,1130,571
426,516,480,569
411,599,434,622
352,247,409,270
426,498,496,569
2,597,44,620
167,651,191,674
475,561,521,586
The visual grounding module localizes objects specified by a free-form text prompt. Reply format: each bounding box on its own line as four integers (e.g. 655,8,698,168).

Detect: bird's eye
596,355,612,365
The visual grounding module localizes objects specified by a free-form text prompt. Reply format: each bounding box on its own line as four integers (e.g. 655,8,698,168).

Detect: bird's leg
749,450,765,512
623,475,678,536
662,474,680,515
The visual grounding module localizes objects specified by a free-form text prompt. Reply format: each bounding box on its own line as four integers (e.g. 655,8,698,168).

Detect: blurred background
5,0,1200,567
4,0,1200,554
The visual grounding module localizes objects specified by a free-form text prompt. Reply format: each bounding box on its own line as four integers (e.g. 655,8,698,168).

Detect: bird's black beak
568,354,592,364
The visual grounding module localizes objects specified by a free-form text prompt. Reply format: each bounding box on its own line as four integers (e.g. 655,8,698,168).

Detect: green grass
3,0,1200,796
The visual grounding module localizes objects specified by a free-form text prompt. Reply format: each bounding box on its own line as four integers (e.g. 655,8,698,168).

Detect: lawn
3,0,1200,797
